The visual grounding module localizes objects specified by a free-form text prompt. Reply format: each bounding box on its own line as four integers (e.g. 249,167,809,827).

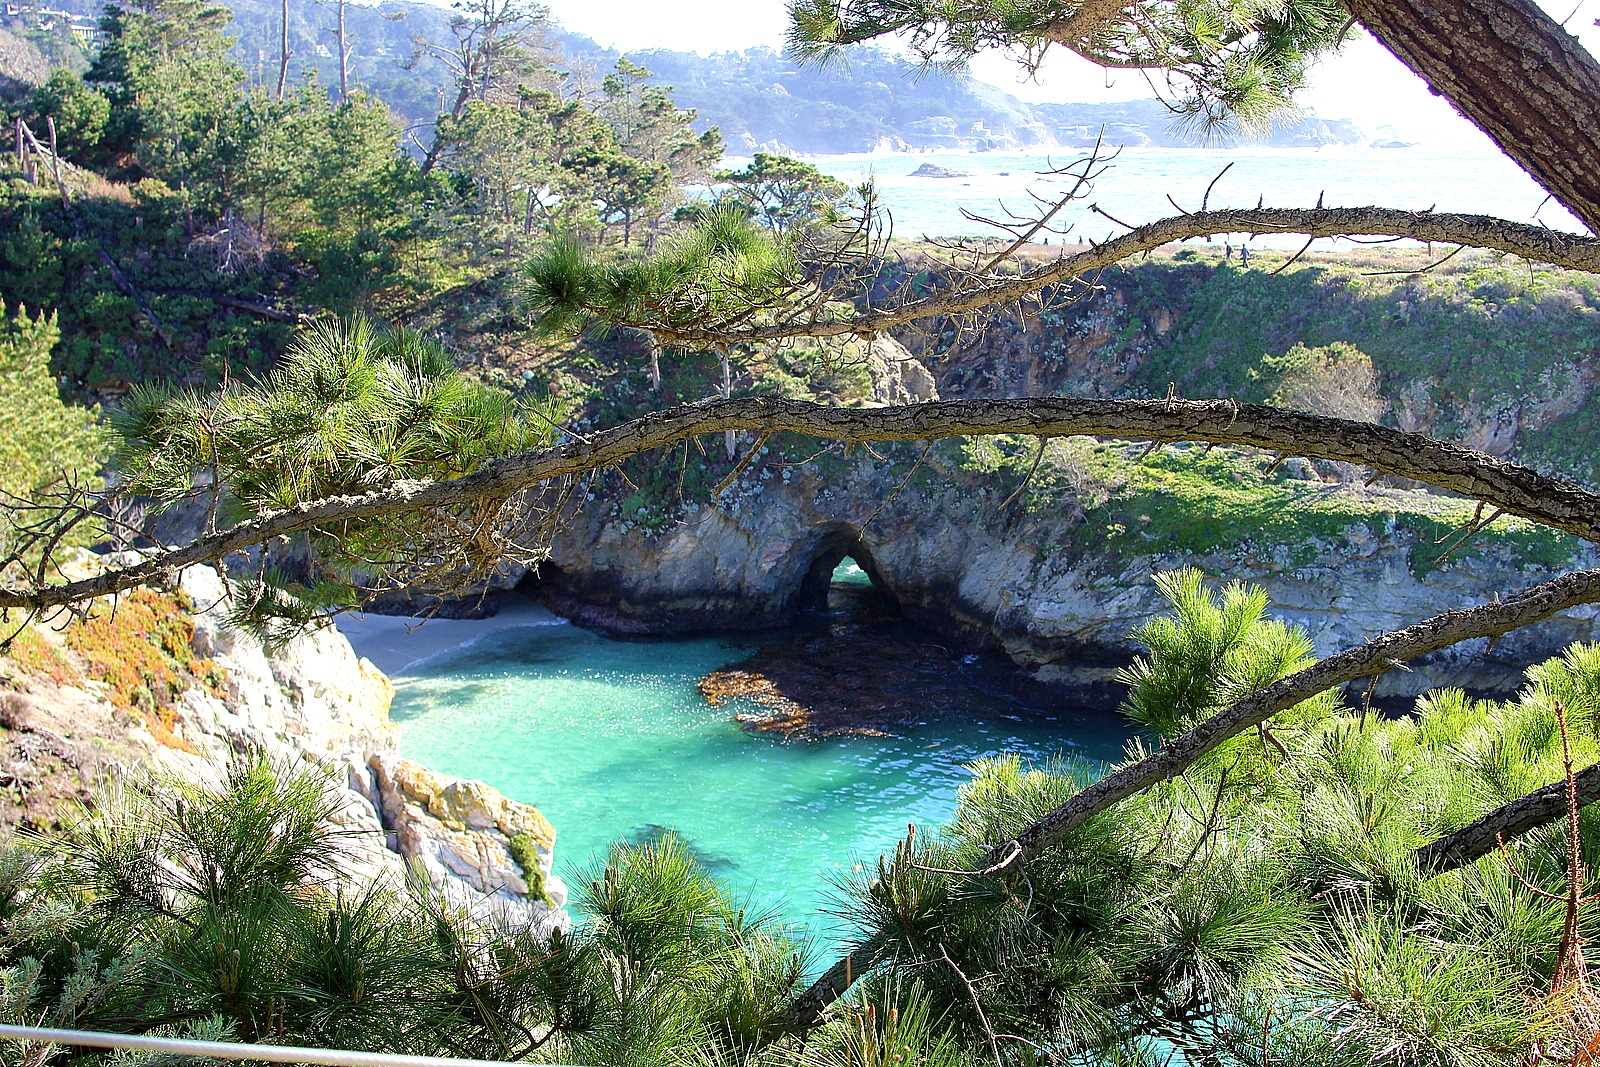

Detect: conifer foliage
0,308,105,507
0,754,808,1062
818,571,1600,1064
10,575,1600,1065
0,307,107,567
109,315,565,635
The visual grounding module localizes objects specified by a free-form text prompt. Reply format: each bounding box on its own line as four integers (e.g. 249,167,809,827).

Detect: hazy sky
535,0,1600,145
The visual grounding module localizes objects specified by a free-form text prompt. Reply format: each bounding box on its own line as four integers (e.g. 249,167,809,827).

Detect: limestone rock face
524,455,1599,703
138,565,567,929
370,755,568,932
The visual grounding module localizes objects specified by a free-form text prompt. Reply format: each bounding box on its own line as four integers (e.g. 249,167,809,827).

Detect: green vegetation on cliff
0,306,104,499
1010,250,1600,486
951,435,1580,578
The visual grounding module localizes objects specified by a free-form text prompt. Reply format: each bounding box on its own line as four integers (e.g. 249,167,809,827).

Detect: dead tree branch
628,207,1600,347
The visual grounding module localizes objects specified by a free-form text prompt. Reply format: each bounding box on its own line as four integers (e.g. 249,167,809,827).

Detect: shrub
2,625,77,686
1263,340,1386,422
62,587,220,750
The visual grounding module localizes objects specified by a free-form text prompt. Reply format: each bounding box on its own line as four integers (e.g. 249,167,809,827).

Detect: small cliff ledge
0,562,565,932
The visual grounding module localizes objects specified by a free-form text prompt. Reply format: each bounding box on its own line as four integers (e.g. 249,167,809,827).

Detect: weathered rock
21,563,571,930
370,755,568,932
178,566,398,761
865,335,939,405
522,454,1598,704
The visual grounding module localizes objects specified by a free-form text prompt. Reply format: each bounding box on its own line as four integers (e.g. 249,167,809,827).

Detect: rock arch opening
795,527,899,618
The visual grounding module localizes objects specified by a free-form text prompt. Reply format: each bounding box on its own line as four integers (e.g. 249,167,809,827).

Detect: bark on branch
7,394,1600,610
783,567,1600,1029
1345,0,1600,234
648,207,1600,346
1412,760,1600,876
1040,0,1130,49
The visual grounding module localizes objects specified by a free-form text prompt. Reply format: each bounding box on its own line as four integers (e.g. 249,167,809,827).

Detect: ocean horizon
741,144,1587,246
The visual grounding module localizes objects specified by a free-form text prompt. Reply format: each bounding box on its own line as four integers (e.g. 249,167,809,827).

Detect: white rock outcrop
866,335,939,406
155,566,566,932
371,755,567,931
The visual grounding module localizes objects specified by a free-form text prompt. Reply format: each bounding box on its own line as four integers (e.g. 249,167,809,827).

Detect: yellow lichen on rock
386,757,555,851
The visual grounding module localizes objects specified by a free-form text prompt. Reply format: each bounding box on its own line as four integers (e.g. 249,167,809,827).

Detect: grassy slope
946,436,1581,579
1040,248,1600,484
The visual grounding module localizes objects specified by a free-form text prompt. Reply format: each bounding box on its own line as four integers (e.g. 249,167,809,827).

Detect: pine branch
638,207,1600,346
7,395,1600,611
783,566,1600,1028
1413,760,1600,876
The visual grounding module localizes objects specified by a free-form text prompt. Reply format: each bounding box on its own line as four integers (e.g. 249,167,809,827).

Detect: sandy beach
336,593,567,676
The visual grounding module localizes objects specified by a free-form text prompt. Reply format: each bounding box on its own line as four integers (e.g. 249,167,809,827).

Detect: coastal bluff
0,562,567,930
523,451,1595,706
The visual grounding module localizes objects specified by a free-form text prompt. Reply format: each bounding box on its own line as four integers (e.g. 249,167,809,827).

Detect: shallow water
390,596,1131,939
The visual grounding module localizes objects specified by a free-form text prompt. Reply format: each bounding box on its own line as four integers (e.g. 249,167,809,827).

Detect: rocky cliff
519,324,1594,704
525,250,1600,708
527,439,1594,704
0,563,567,930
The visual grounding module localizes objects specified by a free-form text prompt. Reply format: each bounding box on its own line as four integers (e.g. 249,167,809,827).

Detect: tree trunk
1345,0,1600,233
418,83,472,178
276,0,291,101
719,348,736,459
336,0,349,101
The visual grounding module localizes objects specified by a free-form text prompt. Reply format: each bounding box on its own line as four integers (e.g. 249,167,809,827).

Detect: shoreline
336,593,567,677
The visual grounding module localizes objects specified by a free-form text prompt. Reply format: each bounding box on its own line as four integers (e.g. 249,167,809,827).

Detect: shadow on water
707,557,1116,739
386,568,1135,941
388,679,500,720
625,824,741,876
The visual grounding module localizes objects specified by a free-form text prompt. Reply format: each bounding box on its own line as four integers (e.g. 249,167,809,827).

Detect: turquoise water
390,610,1131,938
833,560,872,587
783,145,1585,242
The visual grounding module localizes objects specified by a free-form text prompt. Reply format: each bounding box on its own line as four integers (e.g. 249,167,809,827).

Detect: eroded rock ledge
523,449,1598,705
3,562,566,933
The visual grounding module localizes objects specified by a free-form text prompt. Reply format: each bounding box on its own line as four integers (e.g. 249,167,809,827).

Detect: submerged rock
701,620,1073,739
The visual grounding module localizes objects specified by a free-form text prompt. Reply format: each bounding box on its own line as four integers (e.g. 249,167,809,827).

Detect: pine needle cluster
785,0,1353,140
822,570,1600,1064
521,207,804,342
106,316,568,635
0,754,979,1067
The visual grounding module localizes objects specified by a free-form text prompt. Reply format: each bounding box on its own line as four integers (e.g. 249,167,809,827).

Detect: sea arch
793,523,897,615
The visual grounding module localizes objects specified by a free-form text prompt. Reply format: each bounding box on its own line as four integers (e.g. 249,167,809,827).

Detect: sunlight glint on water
390,575,1130,938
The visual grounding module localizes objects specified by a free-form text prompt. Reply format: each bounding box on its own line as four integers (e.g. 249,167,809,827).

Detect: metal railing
0,1025,548,1067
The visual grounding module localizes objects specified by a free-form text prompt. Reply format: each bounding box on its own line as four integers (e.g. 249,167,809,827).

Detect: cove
383,568,1133,938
